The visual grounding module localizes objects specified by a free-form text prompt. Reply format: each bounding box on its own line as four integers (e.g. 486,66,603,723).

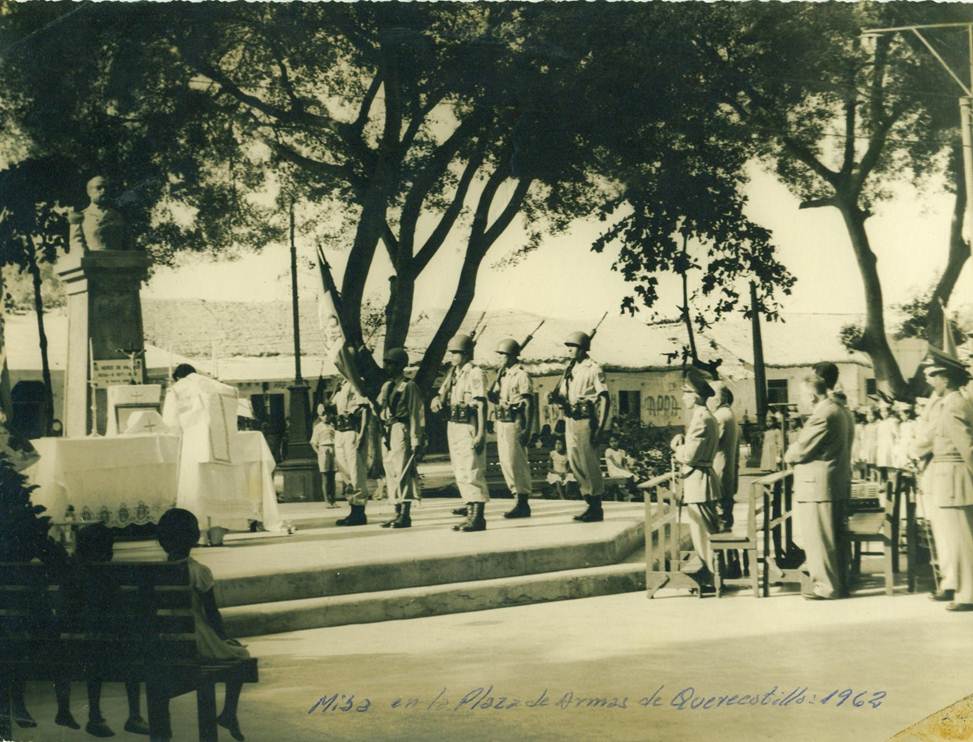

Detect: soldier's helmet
495,337,521,356
448,333,475,354
564,331,590,350
384,347,409,367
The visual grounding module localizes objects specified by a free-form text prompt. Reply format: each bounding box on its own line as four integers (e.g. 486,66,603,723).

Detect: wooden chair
0,560,258,741
710,479,760,597
848,480,902,596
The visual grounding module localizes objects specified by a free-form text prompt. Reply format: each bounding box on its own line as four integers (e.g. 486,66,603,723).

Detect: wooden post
750,281,768,429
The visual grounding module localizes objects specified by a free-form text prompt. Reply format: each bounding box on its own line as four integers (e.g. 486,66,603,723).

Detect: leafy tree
675,3,972,395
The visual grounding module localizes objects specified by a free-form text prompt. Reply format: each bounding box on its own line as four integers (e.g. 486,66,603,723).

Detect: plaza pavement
15,584,972,742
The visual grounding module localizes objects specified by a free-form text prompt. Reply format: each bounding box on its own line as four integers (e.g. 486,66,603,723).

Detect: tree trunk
925,149,969,348
414,240,489,394
383,262,414,355
838,201,907,396
0,267,12,422
27,250,54,433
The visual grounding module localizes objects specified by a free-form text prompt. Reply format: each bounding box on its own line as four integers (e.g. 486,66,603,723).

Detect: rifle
487,319,545,403
547,311,609,409
435,310,488,410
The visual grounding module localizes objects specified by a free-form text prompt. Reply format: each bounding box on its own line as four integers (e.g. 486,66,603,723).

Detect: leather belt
447,405,475,424
334,413,359,432
564,401,594,420
495,406,522,423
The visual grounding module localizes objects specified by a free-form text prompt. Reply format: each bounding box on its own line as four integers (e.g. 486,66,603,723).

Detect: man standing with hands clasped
671,368,722,594
332,377,372,527
784,365,848,600
377,348,425,529
489,338,535,519
431,334,490,532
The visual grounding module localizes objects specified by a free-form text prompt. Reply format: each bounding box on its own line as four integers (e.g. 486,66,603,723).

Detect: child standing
310,404,338,507
157,508,248,741
54,523,149,737
546,437,575,499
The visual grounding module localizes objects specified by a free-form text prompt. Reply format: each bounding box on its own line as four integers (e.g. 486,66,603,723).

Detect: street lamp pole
278,198,320,502
862,21,973,255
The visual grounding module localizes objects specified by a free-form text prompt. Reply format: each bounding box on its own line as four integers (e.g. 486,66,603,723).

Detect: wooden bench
0,560,258,741
847,478,916,596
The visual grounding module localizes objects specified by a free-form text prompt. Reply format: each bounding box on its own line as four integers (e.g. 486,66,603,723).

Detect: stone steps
222,560,649,637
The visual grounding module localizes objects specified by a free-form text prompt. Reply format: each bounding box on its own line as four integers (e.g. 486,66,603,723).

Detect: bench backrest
0,560,196,671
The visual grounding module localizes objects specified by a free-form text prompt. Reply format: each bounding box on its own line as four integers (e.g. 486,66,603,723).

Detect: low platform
114,500,652,636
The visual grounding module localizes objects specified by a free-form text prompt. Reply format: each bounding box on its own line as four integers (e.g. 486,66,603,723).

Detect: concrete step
199,502,644,608
223,560,650,637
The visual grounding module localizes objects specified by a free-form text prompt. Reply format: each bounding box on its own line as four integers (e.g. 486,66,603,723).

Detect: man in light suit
671,368,722,593
784,367,849,600
919,348,973,611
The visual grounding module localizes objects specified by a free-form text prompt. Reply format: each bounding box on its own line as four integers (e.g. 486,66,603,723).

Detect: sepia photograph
2,2,973,740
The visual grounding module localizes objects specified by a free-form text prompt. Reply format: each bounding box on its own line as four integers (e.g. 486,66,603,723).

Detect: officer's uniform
494,362,533,496
378,374,424,503
674,402,722,575
784,396,848,599
712,403,739,530
912,392,955,592
557,358,606,497
333,380,370,506
442,362,489,504
927,390,973,605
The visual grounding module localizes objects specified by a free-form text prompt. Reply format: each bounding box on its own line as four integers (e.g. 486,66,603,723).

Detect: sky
142,161,973,325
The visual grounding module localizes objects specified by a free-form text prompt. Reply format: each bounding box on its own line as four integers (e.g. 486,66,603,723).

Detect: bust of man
68,176,129,252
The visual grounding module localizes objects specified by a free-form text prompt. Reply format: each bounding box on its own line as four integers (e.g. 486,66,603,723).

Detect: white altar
26,430,282,531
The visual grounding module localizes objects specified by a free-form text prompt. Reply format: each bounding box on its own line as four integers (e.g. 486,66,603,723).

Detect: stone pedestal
278,382,321,502
57,251,149,437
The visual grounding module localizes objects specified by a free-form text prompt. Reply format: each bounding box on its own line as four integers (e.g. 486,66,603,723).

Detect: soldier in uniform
332,377,372,527
914,348,973,610
488,338,534,519
550,331,610,522
431,334,490,532
377,348,425,529
783,366,849,600
710,384,739,532
671,368,722,593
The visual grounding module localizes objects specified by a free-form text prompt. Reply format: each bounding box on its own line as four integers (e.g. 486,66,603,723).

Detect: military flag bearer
377,348,425,529
550,331,610,522
332,377,372,527
489,338,534,519
431,334,490,532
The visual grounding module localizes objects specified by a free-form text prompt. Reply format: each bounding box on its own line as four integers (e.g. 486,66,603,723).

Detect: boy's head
608,435,619,449
158,508,201,557
555,437,566,452
76,523,114,562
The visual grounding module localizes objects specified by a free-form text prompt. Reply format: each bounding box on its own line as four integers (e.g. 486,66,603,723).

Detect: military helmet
448,333,475,354
383,347,409,367
495,337,521,356
564,331,590,350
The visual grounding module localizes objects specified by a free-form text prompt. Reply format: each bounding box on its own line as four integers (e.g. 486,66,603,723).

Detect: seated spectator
546,437,576,499
157,508,249,741
54,523,149,737
603,435,639,501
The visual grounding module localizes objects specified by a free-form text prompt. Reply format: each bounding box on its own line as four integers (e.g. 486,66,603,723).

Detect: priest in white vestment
162,364,282,532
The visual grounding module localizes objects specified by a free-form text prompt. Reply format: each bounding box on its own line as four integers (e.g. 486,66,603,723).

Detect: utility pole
278,198,320,502
749,281,768,430
862,21,973,255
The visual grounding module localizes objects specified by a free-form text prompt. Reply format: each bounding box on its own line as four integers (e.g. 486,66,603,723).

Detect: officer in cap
332,376,372,527
670,367,721,593
431,333,490,531
912,347,973,610
489,338,534,519
550,330,610,522
783,364,848,600
377,347,425,529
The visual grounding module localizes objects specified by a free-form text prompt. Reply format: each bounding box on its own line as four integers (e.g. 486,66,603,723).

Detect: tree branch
839,99,857,178
798,196,838,210
483,177,532,246
413,141,487,274
268,139,365,193
351,72,382,139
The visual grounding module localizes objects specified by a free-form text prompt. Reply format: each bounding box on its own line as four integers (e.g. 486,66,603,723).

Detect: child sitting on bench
157,508,249,741
54,523,150,737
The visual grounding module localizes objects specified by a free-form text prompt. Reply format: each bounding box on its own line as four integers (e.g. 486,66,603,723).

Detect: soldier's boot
452,503,475,531
336,504,367,527
391,501,412,529
573,496,593,521
577,496,604,523
461,502,487,532
503,494,531,519
452,504,469,516
382,504,402,528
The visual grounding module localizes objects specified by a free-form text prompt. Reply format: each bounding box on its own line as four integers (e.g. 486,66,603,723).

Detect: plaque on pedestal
105,384,162,436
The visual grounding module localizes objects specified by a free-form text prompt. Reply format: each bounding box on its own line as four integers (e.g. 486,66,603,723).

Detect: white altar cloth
26,431,282,532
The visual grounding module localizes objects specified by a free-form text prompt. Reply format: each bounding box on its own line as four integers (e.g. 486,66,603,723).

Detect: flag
942,301,958,359
316,247,369,399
